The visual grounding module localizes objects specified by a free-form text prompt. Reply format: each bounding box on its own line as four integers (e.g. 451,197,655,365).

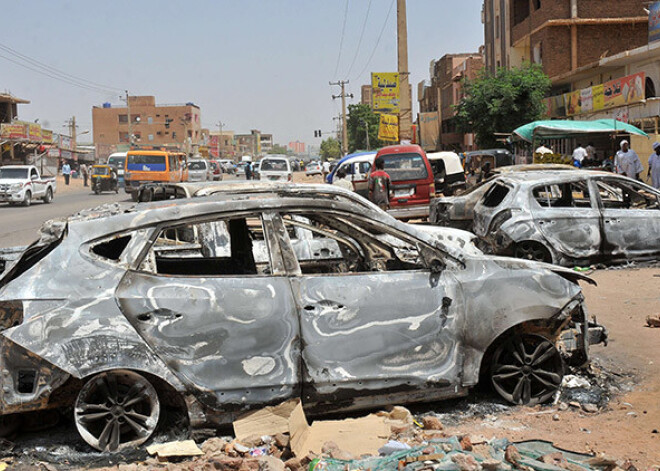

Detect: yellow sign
564,72,645,117
371,72,400,114
41,129,53,144
378,114,399,142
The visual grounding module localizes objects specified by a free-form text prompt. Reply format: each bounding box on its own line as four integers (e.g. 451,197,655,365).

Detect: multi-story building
483,0,648,79
260,133,273,153
209,130,236,159
234,129,263,156
361,85,372,106
418,53,483,151
288,141,305,154
92,95,202,160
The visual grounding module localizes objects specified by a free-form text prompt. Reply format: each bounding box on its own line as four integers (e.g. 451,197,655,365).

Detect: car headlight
10,183,23,192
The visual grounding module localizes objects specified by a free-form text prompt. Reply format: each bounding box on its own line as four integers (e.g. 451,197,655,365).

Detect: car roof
376,144,424,155
496,169,617,185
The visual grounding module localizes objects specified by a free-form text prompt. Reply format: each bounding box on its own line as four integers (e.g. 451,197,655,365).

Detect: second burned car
0,184,606,452
431,170,660,266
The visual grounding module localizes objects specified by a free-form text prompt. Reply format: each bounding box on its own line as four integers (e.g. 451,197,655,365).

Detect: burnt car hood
490,256,596,286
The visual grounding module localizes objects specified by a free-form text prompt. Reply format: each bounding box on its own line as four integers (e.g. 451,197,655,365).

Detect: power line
0,52,117,95
0,42,123,94
353,0,395,82
333,0,350,78
345,0,373,78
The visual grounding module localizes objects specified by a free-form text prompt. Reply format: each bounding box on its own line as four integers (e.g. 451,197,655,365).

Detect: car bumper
387,204,430,220
0,191,25,202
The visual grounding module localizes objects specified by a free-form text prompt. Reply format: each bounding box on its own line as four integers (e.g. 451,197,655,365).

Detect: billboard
418,113,439,150
650,1,660,43
371,72,400,114
378,114,398,142
28,123,42,142
564,72,645,117
41,129,53,144
0,123,27,140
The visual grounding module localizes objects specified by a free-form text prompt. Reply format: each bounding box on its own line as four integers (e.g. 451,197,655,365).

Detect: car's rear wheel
74,370,160,452
514,241,552,263
490,334,563,406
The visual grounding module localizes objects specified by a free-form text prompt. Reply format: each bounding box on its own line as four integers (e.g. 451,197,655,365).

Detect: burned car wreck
431,170,660,266
0,184,606,452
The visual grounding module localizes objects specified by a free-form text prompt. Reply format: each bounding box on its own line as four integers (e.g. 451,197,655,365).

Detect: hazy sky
1,0,484,147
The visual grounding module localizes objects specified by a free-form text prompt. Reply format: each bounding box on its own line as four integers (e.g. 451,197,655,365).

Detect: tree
454,63,551,149
268,144,290,155
347,103,386,153
320,137,342,161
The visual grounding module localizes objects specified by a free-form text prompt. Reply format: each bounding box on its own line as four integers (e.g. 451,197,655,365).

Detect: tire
514,241,552,263
42,188,53,204
490,334,564,406
94,186,101,195
22,191,31,207
130,191,139,202
74,370,160,452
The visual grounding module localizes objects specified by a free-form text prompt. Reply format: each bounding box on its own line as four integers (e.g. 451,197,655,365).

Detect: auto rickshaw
91,164,119,194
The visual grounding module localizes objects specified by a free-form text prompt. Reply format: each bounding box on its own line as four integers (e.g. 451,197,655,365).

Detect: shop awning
513,119,648,142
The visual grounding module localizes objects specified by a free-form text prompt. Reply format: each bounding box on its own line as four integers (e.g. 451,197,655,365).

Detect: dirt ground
438,266,660,468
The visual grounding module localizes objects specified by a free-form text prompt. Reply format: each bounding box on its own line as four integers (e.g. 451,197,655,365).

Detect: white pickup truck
0,165,56,206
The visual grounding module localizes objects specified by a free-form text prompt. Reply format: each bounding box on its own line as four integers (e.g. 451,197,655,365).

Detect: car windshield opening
482,183,510,207
261,160,287,171
380,153,428,182
188,161,207,170
0,168,29,179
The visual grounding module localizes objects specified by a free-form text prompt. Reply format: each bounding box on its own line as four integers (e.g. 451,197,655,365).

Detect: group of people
571,140,660,189
332,157,392,210
60,161,90,187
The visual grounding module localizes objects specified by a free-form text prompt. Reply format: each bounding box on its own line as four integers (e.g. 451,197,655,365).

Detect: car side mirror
31,174,38,180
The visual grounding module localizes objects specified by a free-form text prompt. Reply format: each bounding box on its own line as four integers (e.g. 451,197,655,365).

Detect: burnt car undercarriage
0,186,607,452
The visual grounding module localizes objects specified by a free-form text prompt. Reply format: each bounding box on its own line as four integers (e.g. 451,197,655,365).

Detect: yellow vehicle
124,150,187,201
90,164,119,194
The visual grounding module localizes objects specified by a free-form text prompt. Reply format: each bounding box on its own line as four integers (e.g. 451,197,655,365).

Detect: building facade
418,53,483,151
288,141,305,154
483,0,648,79
92,95,202,159
361,85,373,106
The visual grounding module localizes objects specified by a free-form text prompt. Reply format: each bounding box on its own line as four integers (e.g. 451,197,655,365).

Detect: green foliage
320,137,342,161
454,64,551,149
347,103,385,153
268,144,290,155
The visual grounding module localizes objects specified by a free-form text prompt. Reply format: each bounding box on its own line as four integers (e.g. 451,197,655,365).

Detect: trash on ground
146,440,203,459
646,314,660,328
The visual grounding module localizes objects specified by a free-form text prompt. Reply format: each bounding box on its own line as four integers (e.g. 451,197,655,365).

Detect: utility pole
397,0,412,142
125,90,133,147
330,80,353,155
360,118,370,151
216,121,225,158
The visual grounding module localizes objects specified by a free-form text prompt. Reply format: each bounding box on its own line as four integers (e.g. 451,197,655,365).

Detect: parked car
107,152,127,187
306,162,322,176
187,159,210,182
427,151,466,196
432,169,660,266
374,144,435,220
208,160,223,181
0,165,56,206
253,160,261,180
0,182,606,451
259,156,292,182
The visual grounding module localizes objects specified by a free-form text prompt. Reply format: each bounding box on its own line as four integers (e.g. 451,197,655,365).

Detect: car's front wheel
22,191,31,207
490,334,564,406
74,370,160,452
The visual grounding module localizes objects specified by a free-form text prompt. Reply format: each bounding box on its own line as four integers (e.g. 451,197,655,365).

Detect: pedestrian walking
586,142,597,160
368,157,392,210
245,161,253,180
80,163,89,187
614,140,644,180
62,161,71,185
572,143,587,168
647,142,660,189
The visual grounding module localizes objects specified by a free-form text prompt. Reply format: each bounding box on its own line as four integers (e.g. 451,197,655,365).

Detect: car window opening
533,181,591,208
379,153,428,182
482,183,510,207
91,235,132,261
145,217,270,276
596,180,660,210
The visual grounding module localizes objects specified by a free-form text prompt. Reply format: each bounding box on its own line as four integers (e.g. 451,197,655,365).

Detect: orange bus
124,150,187,200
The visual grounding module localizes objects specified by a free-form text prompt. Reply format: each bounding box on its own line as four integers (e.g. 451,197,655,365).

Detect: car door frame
268,208,466,413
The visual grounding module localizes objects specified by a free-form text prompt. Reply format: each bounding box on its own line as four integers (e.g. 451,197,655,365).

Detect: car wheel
514,241,552,263
490,334,563,406
130,192,139,202
22,191,31,207
74,370,160,452
43,188,53,204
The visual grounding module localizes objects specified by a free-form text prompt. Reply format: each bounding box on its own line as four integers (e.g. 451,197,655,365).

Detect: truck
0,165,56,206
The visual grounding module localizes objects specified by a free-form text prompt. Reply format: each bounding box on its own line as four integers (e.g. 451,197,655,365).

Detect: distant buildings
417,53,484,152
288,141,305,154
92,95,202,160
361,85,373,106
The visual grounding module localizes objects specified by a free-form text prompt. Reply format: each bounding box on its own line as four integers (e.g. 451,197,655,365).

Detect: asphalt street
0,187,128,248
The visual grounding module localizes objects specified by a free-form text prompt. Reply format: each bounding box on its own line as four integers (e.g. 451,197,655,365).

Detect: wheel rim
74,370,160,452
46,189,52,202
516,242,547,262
491,334,563,406
24,192,31,206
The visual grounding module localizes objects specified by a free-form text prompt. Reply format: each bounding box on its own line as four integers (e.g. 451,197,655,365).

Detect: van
107,152,127,186
124,150,187,201
258,156,292,182
327,151,376,198
373,144,434,220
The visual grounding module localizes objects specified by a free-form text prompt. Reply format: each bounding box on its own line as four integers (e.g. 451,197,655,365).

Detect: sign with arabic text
371,72,400,114
378,114,399,142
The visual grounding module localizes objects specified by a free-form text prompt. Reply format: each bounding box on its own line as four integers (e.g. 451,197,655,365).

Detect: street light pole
216,121,225,158
125,90,132,147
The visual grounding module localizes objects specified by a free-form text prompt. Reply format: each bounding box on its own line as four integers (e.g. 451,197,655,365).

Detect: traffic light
314,129,322,138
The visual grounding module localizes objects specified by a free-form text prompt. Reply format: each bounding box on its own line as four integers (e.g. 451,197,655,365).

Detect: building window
164,131,169,135
157,131,163,136
533,42,543,64
534,0,541,10
156,114,161,118
148,116,153,124
172,132,177,139
646,77,656,99
119,132,129,142
118,115,128,124
148,134,154,141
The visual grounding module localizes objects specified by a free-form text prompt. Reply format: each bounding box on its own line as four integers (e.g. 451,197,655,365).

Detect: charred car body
431,170,660,266
0,184,606,452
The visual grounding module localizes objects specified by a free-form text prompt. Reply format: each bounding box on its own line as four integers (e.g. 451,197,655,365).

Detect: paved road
0,188,128,248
